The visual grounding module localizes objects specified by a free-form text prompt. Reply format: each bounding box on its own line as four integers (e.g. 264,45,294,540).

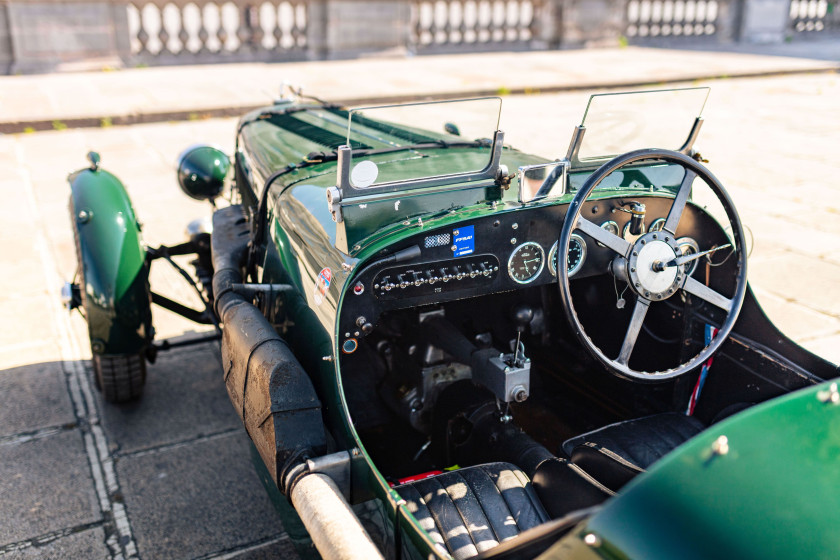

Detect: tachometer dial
508,242,545,284
649,218,666,232
597,220,619,247
548,234,587,278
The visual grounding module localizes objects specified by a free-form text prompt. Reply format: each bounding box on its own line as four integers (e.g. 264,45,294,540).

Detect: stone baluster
197,5,210,54
156,4,169,54
458,1,469,44
235,3,252,52
217,7,229,51
135,3,152,55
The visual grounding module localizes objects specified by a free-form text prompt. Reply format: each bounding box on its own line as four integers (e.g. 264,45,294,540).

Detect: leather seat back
562,412,705,491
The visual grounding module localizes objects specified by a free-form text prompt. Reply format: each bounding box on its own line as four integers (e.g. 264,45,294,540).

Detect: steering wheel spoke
663,168,696,234
616,297,650,366
576,216,631,256
682,276,733,312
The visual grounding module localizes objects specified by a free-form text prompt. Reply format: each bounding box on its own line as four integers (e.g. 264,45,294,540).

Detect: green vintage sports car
65,88,839,559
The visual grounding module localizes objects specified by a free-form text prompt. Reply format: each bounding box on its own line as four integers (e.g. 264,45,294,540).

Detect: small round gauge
597,220,619,247
548,234,587,278
622,220,647,242
649,218,666,232
508,242,545,284
676,237,701,277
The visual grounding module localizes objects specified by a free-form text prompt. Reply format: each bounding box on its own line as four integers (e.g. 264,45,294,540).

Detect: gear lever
510,304,533,368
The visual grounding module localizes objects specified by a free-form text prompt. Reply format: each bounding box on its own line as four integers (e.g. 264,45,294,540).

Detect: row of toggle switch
376,264,498,290
372,256,500,298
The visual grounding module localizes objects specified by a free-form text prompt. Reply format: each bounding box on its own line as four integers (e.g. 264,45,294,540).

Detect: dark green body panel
69,167,152,355
562,381,840,560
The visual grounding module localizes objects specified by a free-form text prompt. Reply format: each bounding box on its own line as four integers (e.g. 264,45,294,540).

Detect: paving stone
0,243,48,300
0,341,63,371
751,287,840,341
0,361,75,437
800,334,840,367
117,431,286,560
742,213,840,261
1,46,837,124
98,342,239,455
0,430,100,545
226,537,301,559
749,253,840,318
3,526,110,560
0,297,62,370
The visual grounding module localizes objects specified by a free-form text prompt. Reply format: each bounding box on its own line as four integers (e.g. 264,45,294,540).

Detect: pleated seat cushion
395,462,550,560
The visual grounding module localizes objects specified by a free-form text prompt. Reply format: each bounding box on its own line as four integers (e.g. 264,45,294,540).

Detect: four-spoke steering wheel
557,149,748,380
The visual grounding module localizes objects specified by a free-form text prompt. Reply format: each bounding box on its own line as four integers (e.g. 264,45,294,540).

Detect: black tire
93,353,146,403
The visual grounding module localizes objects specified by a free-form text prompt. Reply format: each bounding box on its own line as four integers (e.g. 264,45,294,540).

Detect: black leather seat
395,462,550,560
561,412,705,491
394,460,613,559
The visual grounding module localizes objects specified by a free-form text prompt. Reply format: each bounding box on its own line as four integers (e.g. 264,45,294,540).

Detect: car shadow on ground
0,338,299,559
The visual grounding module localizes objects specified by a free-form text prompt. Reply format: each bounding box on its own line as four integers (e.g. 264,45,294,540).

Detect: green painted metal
176,145,230,201
69,166,152,356
569,382,840,560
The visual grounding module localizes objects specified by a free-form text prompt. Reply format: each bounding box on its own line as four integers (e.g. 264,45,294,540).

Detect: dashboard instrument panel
339,196,692,343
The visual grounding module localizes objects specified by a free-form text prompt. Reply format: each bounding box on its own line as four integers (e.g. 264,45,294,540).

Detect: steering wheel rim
557,148,748,381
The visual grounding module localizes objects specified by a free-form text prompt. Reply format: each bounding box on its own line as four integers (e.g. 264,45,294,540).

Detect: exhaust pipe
290,471,384,560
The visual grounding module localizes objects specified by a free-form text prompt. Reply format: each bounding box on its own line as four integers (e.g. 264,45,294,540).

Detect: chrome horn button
626,232,682,300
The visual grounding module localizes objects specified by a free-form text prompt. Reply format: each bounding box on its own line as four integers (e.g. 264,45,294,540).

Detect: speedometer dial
508,242,545,284
548,234,587,278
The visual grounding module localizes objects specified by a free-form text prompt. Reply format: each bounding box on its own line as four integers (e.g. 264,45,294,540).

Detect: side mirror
176,145,230,201
517,161,569,203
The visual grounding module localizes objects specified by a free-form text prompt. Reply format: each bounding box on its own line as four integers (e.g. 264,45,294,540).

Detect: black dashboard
337,195,694,350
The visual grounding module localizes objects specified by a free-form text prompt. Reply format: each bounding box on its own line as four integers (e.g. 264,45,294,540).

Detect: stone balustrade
789,0,840,33
410,0,547,53
625,1,735,41
0,0,836,74
126,0,308,64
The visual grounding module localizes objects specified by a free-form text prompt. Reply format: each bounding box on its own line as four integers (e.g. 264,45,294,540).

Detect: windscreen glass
346,97,501,188
577,88,709,161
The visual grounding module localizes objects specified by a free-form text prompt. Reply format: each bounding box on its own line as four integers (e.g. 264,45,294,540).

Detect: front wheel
92,353,147,402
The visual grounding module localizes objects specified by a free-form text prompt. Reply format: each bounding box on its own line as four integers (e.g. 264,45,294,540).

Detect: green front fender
69,166,152,356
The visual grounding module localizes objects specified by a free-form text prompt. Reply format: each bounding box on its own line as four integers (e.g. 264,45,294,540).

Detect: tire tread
93,353,146,402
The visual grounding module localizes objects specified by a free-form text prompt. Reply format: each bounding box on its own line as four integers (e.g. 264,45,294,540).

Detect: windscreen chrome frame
335,129,505,200
565,87,708,172
336,97,504,198
565,119,704,172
